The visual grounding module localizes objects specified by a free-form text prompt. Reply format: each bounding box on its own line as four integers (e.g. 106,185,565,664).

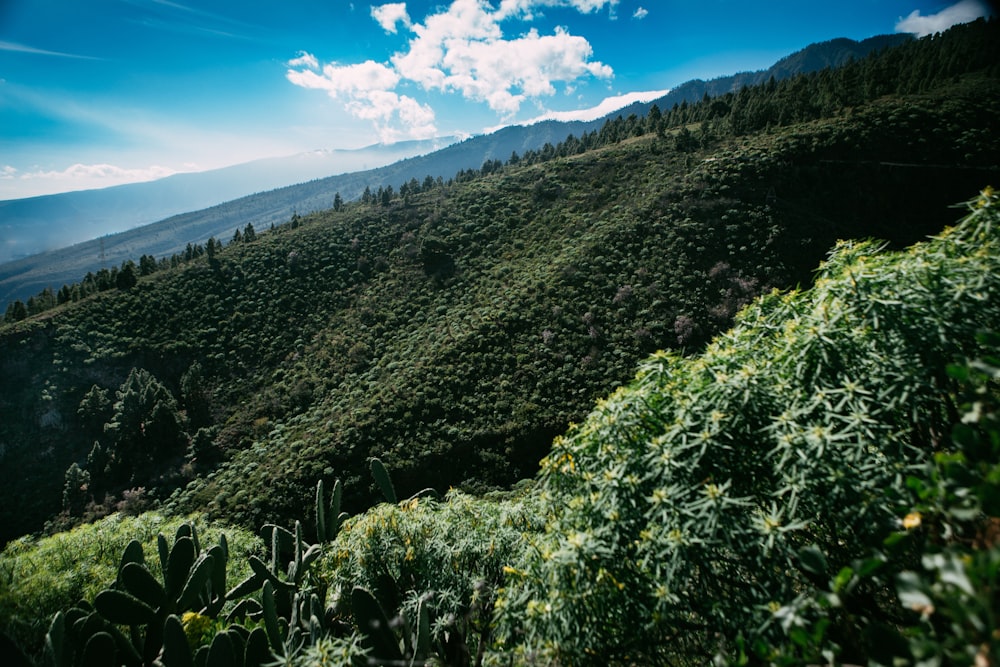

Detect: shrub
319,487,544,663
493,189,1000,663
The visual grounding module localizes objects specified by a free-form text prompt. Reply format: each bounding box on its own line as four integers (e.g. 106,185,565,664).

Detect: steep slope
495,188,1000,663
0,120,596,306
589,33,913,125
0,20,997,544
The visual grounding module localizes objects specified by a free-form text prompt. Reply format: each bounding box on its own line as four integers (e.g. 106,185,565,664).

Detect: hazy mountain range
0,139,457,263
0,32,912,306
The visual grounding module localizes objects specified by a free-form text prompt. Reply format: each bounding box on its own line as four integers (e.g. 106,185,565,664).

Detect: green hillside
0,29,914,308
0,20,998,666
3,174,997,667
1,20,998,545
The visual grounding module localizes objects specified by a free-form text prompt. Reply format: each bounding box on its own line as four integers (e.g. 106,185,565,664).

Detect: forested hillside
0,19,998,667
0,20,997,546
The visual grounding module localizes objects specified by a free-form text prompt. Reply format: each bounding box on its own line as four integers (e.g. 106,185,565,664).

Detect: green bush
319,487,544,663
493,189,1000,663
752,329,1000,665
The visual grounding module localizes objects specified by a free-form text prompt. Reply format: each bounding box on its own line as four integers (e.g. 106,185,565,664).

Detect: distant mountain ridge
0,32,915,306
611,33,913,118
0,138,456,263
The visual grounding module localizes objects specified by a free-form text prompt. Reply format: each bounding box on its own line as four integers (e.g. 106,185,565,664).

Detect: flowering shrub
318,488,544,661
493,189,1000,663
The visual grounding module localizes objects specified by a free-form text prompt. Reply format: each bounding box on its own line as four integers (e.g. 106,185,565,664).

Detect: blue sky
0,0,993,198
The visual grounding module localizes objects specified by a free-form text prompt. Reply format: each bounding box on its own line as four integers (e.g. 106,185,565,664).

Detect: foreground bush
318,487,543,664
493,189,1000,663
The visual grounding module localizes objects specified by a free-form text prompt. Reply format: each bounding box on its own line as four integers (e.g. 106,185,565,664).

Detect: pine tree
116,261,137,290
5,300,27,322
62,463,90,515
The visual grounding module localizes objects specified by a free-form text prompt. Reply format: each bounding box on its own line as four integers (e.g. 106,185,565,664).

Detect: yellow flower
902,512,922,530
181,611,213,649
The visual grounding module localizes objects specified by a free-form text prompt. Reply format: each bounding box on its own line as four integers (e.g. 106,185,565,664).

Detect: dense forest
0,19,998,665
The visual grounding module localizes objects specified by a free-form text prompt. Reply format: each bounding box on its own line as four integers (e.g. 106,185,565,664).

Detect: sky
0,0,994,199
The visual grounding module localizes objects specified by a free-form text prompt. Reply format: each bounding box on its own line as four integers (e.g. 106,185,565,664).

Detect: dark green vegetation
0,513,262,661
1,19,998,546
495,190,1000,664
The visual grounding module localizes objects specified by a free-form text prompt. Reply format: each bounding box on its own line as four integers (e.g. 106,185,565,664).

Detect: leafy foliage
749,329,1000,666
318,486,543,665
0,26,997,640
492,189,1000,663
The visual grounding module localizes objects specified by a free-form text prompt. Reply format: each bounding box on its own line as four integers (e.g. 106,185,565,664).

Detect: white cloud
23,163,181,182
496,0,618,19
515,88,670,124
286,59,401,96
633,6,648,20
287,0,615,138
372,3,411,33
0,163,184,198
286,58,436,143
287,51,319,69
390,0,613,115
0,39,102,60
895,0,991,37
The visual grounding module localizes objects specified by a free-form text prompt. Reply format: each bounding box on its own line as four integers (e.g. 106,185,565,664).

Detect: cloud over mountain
895,0,992,37
287,0,616,140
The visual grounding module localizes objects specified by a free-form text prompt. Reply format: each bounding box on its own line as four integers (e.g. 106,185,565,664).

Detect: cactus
43,611,66,667
42,483,365,667
80,632,116,667
316,478,345,542
45,523,257,667
351,586,404,663
315,480,328,543
120,561,167,609
261,580,284,653
93,589,157,625
370,457,397,504
412,596,431,667
205,631,236,667
330,479,343,532
177,553,215,611
205,544,228,617
165,537,196,602
370,458,440,505
116,539,145,583
161,615,193,667
243,628,271,667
